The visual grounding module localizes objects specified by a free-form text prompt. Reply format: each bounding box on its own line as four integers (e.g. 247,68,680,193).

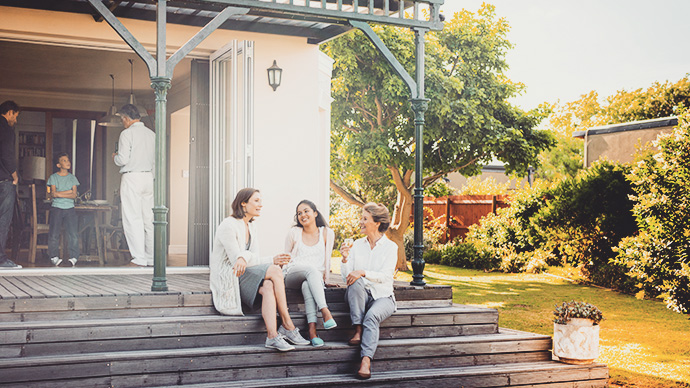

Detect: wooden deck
0,268,211,299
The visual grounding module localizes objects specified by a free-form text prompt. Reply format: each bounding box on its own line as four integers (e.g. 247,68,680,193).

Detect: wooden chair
28,183,50,265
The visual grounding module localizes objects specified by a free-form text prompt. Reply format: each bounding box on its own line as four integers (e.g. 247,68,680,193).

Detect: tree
323,5,554,270
539,77,690,181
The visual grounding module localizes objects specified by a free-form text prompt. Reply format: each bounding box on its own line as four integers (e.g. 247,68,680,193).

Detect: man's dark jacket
0,115,17,181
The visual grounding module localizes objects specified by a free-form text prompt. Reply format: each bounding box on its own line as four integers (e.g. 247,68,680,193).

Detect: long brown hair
231,188,260,220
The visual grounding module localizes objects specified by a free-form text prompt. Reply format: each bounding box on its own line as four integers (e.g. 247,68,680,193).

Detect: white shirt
341,235,398,300
114,121,155,174
284,226,335,275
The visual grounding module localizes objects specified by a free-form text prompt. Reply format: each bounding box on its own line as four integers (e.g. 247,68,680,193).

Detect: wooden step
0,330,554,387
148,362,609,388
0,305,498,358
0,275,452,318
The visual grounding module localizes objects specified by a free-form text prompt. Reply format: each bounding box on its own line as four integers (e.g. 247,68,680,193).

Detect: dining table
74,201,114,266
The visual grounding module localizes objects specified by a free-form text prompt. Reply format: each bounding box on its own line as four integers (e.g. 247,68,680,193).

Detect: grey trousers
285,264,328,323
345,278,396,359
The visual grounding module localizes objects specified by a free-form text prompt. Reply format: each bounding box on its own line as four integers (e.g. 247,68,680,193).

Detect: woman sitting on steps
340,202,398,380
283,199,337,347
209,188,309,352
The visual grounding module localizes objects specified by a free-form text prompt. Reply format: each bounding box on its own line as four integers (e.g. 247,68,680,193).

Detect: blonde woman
284,200,337,347
340,203,397,379
210,188,309,352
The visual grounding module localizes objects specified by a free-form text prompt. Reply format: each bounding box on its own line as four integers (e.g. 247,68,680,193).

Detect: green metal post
151,77,170,291
410,28,429,287
151,0,169,292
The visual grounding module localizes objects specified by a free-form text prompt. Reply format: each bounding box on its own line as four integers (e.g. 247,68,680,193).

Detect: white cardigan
209,217,269,315
284,226,335,276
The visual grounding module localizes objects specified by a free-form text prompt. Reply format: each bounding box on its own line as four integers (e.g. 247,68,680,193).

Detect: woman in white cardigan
284,199,337,347
340,202,398,379
210,188,309,352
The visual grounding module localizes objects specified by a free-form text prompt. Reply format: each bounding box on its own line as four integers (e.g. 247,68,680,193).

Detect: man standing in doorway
113,104,155,267
0,100,22,268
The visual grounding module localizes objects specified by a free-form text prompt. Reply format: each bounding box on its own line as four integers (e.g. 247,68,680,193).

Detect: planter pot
553,318,599,364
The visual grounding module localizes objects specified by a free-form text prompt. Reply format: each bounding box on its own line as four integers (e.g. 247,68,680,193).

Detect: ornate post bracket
349,20,418,98
87,0,248,291
349,21,431,286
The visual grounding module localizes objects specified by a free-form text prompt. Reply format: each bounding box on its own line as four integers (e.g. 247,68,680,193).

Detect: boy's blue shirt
47,172,80,209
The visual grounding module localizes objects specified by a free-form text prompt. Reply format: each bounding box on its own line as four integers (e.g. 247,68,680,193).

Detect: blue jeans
0,181,16,263
48,207,80,259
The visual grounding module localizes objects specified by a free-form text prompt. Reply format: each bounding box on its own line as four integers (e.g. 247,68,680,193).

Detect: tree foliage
323,5,554,268
539,76,690,181
616,110,690,314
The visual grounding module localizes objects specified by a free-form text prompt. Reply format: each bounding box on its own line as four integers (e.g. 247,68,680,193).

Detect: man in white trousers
113,104,155,267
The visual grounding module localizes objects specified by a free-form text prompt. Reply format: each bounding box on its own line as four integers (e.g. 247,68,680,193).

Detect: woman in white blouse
284,199,337,347
340,202,398,380
210,188,309,352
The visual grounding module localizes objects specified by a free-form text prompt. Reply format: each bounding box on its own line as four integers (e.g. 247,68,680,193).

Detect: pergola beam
86,0,157,78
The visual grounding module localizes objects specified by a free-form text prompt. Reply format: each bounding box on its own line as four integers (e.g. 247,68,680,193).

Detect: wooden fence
413,195,510,242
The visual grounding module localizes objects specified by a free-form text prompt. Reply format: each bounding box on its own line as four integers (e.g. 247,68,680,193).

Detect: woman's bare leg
259,279,278,338
321,307,333,322
308,322,318,340
265,265,296,330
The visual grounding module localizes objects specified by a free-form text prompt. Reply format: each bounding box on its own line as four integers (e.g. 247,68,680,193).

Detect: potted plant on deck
552,300,604,364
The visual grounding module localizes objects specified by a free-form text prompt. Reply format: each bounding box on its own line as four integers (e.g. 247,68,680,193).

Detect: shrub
615,111,690,314
421,241,500,271
535,160,639,293
465,183,550,265
404,210,446,259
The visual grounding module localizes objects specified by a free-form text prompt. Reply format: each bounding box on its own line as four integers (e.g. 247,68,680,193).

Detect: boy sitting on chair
47,152,80,267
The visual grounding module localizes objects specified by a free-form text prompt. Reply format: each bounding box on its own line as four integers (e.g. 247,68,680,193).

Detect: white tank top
288,227,326,273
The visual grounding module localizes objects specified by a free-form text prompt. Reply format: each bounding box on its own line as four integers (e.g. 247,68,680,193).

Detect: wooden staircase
0,271,608,387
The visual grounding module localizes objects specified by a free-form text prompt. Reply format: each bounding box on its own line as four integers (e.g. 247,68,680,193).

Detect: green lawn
394,265,690,387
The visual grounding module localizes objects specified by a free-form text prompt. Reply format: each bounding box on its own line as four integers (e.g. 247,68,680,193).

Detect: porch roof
0,0,444,44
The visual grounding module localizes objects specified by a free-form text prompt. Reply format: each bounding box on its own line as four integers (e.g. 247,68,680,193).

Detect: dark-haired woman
340,202,397,379
210,188,309,352
284,200,337,347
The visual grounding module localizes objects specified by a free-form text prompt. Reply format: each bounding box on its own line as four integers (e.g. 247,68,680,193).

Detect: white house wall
0,6,333,260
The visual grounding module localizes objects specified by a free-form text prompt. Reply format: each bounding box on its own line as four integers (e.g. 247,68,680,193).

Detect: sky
438,0,690,111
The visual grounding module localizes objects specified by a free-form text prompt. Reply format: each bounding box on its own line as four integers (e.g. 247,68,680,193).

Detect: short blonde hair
363,202,391,232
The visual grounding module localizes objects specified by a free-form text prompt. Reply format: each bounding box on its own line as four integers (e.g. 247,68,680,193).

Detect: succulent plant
553,300,604,325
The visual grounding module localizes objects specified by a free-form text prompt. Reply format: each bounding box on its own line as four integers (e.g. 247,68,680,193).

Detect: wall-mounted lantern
267,60,282,91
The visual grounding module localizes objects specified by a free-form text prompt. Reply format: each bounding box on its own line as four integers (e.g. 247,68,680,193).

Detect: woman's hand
346,270,365,286
233,257,247,277
340,242,351,262
273,253,291,267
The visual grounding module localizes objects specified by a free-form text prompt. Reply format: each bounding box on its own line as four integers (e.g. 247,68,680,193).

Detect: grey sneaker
265,335,295,352
50,257,62,267
68,258,77,267
0,259,22,269
278,325,310,346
